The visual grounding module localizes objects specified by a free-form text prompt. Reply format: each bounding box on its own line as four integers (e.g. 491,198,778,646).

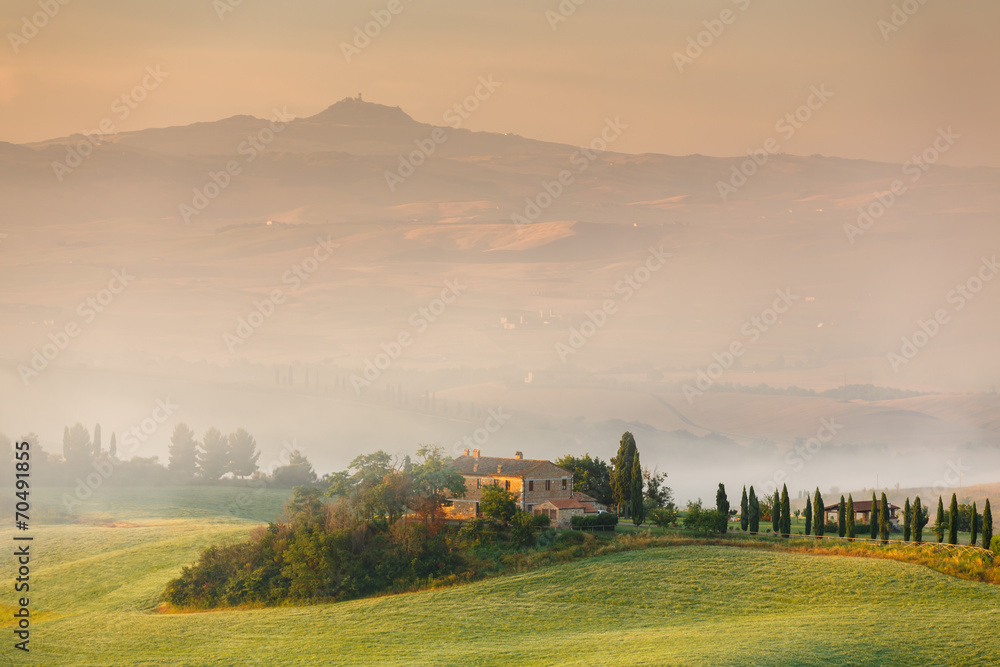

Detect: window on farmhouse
505,480,510,491
528,480,534,491
545,480,551,491
562,479,567,490
476,478,481,489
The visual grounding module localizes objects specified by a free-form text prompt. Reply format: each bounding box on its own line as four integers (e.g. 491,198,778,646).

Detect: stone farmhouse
824,499,900,525
446,449,602,528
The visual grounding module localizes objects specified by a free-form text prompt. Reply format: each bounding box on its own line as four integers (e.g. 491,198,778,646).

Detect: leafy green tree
197,427,230,480
870,492,878,540
970,501,978,547
407,445,466,525
982,499,993,551
716,483,730,534
813,489,824,539
480,485,518,526
611,432,636,516
935,497,945,543
948,493,959,545
630,452,645,527
227,428,260,479
740,486,749,532
684,499,724,535
272,450,318,488
780,485,791,538
62,422,92,472
510,510,537,546
168,423,199,479
837,495,846,538
748,486,759,535
903,498,912,542
805,496,812,536
555,454,613,508
846,494,855,540
642,468,673,510
913,496,926,543
879,492,890,545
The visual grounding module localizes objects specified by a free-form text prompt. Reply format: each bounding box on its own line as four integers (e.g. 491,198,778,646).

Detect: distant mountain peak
302,96,417,126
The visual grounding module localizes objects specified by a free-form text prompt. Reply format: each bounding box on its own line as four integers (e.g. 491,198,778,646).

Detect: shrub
992,535,1000,558
531,513,551,528
510,510,536,547
557,530,587,546
649,507,678,528
570,513,619,530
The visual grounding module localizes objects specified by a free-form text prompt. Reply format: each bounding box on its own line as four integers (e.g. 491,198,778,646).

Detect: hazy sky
2,0,998,166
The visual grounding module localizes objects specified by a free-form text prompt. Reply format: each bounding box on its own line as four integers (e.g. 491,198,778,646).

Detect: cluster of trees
681,483,735,534
556,431,674,527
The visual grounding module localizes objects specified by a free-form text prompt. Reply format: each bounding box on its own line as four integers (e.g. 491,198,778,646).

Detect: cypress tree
780,485,791,537
870,492,878,540
903,498,911,542
879,492,890,545
948,493,959,545
612,432,636,517
913,496,924,543
804,496,812,536
630,452,645,526
971,501,978,547
982,499,993,551
935,497,945,543
740,486,749,532
772,493,780,534
837,495,846,538
716,483,730,534
748,486,759,535
813,489,824,539
846,494,855,540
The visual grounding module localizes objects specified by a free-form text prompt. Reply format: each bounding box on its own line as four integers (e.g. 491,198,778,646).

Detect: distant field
3,487,1000,665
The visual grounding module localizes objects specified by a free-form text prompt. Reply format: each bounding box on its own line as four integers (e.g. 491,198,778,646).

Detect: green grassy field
3,487,1000,665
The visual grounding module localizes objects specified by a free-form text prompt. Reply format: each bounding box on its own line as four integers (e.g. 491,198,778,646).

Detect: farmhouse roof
451,454,571,479
824,500,900,513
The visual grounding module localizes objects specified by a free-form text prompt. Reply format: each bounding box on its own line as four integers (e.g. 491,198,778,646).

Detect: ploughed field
3,487,999,665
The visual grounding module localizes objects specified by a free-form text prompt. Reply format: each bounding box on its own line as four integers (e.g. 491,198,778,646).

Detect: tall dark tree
805,496,812,536
109,432,117,460
611,432,636,517
197,427,230,480
948,493,959,545
903,498,912,542
970,501,979,547
228,428,260,479
879,492,890,545
837,495,846,538
168,423,199,479
870,492,879,540
913,496,925,543
780,485,791,538
93,423,102,459
748,486,759,535
982,499,993,551
771,491,780,534
935,497,945,543
740,486,749,532
846,494,855,540
716,483,730,534
813,489,824,539
630,452,645,527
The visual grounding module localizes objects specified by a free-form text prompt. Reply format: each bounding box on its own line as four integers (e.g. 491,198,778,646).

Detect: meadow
3,487,1000,665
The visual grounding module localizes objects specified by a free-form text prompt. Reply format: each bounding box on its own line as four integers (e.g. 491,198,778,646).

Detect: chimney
472,448,480,458
462,448,469,456
514,451,523,460
497,464,503,473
